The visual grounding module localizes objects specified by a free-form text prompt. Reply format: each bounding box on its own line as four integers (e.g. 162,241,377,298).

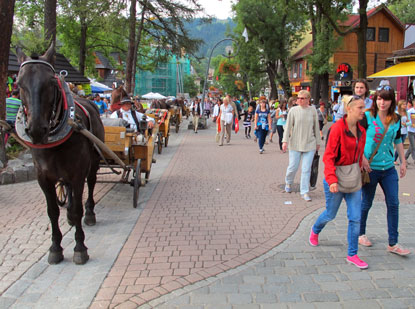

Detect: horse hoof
84,215,96,226
48,251,64,264
73,251,89,265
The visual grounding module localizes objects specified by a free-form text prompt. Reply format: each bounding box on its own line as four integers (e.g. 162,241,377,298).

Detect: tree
233,0,307,99
125,0,204,94
44,0,56,45
0,0,16,164
183,75,199,97
388,0,415,24
315,0,370,78
58,0,120,76
305,0,345,105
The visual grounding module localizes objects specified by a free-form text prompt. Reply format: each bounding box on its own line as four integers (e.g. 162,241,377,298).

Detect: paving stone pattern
0,123,186,308
0,179,114,296
153,202,415,308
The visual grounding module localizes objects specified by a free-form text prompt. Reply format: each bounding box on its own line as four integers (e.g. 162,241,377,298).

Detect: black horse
16,44,104,265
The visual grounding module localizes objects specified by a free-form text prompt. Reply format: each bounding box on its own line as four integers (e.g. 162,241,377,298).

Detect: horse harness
15,60,90,149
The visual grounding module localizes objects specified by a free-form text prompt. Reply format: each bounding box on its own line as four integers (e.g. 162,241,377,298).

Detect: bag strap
368,124,389,164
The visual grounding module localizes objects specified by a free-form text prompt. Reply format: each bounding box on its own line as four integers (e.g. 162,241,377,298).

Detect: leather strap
368,125,389,164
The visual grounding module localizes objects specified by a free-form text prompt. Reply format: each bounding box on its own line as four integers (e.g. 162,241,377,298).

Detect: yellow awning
368,61,415,78
290,82,301,86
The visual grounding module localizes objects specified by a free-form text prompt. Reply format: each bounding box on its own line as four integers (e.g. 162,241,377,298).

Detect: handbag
310,151,320,187
362,125,389,185
336,163,362,193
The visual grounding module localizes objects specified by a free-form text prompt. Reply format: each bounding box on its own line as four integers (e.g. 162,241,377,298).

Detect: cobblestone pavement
90,122,415,308
1,119,415,308
0,125,186,308
0,178,114,296
151,202,415,309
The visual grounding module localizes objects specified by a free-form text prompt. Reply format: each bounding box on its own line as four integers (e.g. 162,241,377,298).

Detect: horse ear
16,47,29,64
40,41,56,64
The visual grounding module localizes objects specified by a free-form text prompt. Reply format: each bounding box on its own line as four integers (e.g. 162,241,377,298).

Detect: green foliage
233,0,308,97
6,137,24,160
183,75,199,97
388,0,415,24
12,0,50,54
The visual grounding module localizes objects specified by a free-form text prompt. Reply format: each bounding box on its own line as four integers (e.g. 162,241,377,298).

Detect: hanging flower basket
219,60,240,75
234,80,245,90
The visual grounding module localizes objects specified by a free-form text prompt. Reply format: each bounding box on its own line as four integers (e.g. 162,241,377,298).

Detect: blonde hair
397,99,407,117
341,95,363,114
298,90,311,99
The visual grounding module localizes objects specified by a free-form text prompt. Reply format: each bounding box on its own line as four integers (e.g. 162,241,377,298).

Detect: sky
197,0,235,20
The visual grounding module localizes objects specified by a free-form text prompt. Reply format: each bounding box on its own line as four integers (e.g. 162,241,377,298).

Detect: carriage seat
101,117,134,132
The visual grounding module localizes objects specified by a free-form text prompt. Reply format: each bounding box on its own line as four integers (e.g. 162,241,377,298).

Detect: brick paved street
1,119,415,308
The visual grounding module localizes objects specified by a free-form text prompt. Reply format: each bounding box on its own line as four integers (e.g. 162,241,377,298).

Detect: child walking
244,106,254,138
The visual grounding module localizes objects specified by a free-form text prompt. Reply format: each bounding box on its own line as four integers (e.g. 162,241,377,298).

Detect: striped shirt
6,97,21,123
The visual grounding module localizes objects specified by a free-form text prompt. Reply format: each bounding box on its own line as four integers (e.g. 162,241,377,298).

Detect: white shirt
407,108,415,133
220,104,233,123
110,109,154,129
213,104,220,117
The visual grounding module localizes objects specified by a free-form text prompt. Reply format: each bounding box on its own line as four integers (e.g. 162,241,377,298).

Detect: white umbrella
141,92,156,99
141,92,167,99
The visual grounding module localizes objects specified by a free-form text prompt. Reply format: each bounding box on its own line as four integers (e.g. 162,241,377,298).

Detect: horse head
16,43,58,145
110,86,128,111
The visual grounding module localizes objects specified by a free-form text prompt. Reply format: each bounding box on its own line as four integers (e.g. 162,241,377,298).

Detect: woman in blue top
359,85,410,256
254,99,272,154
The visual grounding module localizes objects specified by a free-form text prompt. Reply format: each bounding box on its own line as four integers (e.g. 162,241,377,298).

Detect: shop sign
335,63,353,81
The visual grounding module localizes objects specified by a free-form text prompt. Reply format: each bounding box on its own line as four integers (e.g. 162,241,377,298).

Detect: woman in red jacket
309,95,368,269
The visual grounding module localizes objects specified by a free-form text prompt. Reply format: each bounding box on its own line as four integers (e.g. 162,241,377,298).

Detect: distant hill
186,18,236,58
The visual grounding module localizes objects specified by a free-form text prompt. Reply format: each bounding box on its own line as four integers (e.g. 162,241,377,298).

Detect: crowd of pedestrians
199,80,413,270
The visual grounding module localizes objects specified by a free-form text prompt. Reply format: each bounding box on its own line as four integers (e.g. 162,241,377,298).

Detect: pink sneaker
358,235,372,247
387,244,411,256
309,228,318,246
347,255,368,269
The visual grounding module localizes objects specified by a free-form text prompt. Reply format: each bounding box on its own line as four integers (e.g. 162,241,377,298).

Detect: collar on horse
15,60,77,149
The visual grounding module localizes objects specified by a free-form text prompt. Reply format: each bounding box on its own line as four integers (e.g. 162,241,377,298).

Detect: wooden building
288,4,405,100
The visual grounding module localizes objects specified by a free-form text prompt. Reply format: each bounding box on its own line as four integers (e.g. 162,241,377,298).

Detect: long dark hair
352,79,370,98
370,85,398,124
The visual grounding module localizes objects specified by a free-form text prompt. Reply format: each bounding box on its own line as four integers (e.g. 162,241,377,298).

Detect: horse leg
39,178,64,264
84,160,99,226
72,183,89,265
65,185,75,226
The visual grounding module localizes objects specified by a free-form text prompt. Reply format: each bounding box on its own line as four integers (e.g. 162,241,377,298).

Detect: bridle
15,59,76,148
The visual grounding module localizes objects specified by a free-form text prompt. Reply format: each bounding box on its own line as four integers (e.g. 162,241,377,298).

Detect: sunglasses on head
377,85,392,91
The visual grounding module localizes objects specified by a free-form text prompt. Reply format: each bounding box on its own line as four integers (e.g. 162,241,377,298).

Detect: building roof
9,52,90,84
94,51,113,70
291,4,405,61
339,5,404,31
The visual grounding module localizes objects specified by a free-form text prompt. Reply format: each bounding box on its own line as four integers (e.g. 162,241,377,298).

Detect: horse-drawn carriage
145,109,170,154
169,105,182,133
98,116,158,208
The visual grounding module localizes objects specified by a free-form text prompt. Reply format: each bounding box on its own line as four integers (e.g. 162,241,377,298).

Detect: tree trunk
125,0,137,94
79,15,87,76
266,62,278,100
44,0,56,64
279,61,292,98
320,72,329,106
132,3,147,96
0,0,16,164
311,73,320,105
357,0,368,78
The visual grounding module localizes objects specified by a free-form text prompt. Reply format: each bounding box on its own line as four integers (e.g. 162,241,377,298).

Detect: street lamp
200,38,239,119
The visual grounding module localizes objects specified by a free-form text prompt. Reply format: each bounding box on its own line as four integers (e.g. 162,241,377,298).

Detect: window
299,63,303,78
291,64,294,78
366,27,375,41
294,63,298,78
379,28,389,42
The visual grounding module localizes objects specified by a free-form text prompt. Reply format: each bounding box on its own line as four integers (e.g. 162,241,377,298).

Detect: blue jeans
257,127,268,150
394,134,407,162
360,167,400,246
313,179,361,256
285,150,315,195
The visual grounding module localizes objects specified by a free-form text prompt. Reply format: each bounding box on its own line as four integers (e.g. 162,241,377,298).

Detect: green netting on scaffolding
134,55,191,97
